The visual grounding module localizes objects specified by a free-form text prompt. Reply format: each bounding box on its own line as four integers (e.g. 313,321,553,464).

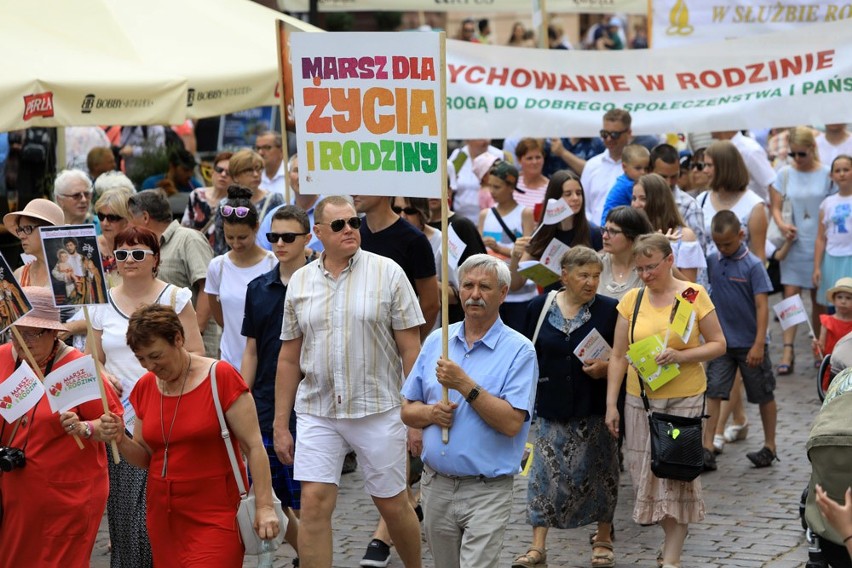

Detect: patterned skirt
107,445,153,568
624,393,705,525
527,415,619,529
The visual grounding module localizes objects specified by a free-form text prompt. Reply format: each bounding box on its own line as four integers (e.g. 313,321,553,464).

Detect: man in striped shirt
273,195,425,568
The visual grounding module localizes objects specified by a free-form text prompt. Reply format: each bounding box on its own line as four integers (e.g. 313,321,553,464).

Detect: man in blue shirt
141,148,202,192
401,254,538,568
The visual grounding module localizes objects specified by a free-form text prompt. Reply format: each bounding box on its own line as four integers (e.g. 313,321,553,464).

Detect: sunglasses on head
96,212,124,223
319,217,362,232
221,205,251,218
114,249,155,262
691,162,706,171
266,232,309,244
599,129,628,140
213,165,230,176
391,205,420,216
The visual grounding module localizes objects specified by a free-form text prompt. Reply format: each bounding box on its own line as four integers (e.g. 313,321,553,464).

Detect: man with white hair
53,169,93,225
401,253,538,568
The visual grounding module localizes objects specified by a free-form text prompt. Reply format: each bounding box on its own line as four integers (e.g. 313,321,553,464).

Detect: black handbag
631,287,705,482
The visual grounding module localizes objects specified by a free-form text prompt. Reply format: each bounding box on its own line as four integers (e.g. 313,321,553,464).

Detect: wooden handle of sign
276,21,292,207
439,32,450,446
83,306,120,464
11,326,85,449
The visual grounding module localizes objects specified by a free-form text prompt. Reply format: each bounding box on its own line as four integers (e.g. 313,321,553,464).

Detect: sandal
588,524,616,545
512,546,547,568
723,419,749,443
776,343,795,375
591,541,615,568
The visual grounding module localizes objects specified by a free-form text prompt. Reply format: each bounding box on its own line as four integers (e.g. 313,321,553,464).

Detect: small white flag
541,198,573,226
0,361,44,422
540,238,571,275
446,225,467,268
773,294,809,331
44,355,102,413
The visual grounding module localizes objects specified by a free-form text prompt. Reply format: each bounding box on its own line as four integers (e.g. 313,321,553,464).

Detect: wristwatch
465,384,482,404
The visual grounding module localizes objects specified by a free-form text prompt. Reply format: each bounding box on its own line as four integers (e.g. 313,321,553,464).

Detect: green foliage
127,145,169,188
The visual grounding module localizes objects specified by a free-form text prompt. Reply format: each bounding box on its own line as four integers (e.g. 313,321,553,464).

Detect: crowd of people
0,111,850,568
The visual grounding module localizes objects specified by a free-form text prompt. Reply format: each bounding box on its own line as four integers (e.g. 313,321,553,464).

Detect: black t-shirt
360,217,436,292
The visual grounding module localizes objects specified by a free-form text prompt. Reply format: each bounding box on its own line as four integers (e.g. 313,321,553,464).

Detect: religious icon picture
39,225,108,307
0,253,32,333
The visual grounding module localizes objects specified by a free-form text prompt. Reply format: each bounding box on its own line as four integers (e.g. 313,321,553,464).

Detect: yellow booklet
517,261,561,288
626,334,681,391
669,295,696,343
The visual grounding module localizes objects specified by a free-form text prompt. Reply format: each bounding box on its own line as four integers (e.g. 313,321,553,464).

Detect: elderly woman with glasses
4,199,65,288
212,150,285,255
605,234,725,568
88,225,204,568
53,169,94,225
204,186,276,369
0,286,122,568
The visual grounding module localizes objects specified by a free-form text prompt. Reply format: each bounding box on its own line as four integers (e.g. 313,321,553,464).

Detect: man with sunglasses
274,196,425,568
582,108,634,224
256,131,287,197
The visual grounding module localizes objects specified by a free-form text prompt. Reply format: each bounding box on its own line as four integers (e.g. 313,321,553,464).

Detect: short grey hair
560,246,603,272
54,169,92,201
458,254,511,289
93,171,136,196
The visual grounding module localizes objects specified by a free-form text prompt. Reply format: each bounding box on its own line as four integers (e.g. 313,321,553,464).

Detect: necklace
159,350,191,479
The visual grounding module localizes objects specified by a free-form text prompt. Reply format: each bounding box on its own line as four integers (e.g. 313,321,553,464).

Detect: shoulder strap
210,362,248,497
154,283,171,304
630,287,652,412
532,290,558,346
169,286,178,309
490,207,517,242
699,191,709,208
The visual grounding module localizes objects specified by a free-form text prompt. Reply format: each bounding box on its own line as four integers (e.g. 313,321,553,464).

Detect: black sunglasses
691,162,706,171
599,129,628,140
213,165,230,176
318,217,362,232
115,249,155,262
790,151,809,159
97,212,124,223
391,205,420,216
266,232,309,244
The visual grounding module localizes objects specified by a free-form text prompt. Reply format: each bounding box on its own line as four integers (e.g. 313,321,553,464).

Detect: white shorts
294,407,407,498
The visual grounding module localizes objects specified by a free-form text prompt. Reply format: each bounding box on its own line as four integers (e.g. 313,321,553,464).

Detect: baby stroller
817,355,835,402
802,368,852,568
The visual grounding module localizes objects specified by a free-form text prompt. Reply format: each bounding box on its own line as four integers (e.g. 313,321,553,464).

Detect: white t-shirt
448,144,506,222
482,205,537,302
698,189,765,257
90,284,192,429
820,193,852,256
581,150,622,225
673,239,707,270
731,132,776,202
205,252,277,368
816,134,852,168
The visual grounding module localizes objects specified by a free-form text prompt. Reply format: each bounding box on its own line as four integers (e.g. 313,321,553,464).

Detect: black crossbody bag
631,287,705,482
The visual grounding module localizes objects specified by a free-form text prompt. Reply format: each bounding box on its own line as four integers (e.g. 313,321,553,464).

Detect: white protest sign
291,32,444,198
541,198,573,226
540,238,570,275
445,19,852,138
0,361,44,423
446,225,466,268
773,294,809,331
44,355,102,414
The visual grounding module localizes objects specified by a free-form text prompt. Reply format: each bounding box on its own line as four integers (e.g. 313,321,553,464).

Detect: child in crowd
51,249,77,301
703,211,778,470
815,278,852,360
600,144,650,224
814,154,852,308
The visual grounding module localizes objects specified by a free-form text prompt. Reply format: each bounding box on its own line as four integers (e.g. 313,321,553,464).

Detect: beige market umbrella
0,0,320,132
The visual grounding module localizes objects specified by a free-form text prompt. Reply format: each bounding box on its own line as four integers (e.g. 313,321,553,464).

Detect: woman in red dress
0,286,122,568
100,304,279,566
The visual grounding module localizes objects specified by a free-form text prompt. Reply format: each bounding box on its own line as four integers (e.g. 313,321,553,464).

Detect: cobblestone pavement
91,303,824,567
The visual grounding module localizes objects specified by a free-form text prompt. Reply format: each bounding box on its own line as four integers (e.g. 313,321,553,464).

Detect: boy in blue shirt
703,211,778,470
600,144,650,224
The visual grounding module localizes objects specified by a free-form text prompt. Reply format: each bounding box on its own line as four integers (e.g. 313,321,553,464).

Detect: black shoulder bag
490,207,517,243
631,287,705,482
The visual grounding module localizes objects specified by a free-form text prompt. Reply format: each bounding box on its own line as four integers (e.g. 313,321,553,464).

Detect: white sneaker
713,434,725,454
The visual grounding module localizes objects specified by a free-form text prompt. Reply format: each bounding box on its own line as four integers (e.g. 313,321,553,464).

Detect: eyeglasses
691,162,706,171
254,145,278,152
114,249,155,262
266,232,309,244
790,151,810,159
213,165,230,176
317,217,362,232
391,205,420,216
221,205,251,218
57,191,92,201
601,226,624,236
14,224,39,236
16,329,49,342
234,166,263,177
635,255,671,275
599,129,628,140
96,212,124,223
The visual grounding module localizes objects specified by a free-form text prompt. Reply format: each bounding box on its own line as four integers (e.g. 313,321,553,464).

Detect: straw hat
13,286,67,331
827,277,852,305
3,199,64,234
